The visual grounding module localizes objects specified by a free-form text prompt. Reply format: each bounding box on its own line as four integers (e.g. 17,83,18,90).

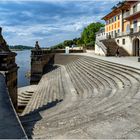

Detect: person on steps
116,47,120,57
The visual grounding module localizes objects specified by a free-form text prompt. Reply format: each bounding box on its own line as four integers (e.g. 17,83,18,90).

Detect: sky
0,0,119,47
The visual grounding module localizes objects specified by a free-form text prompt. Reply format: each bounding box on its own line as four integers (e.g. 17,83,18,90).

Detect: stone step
22,67,67,116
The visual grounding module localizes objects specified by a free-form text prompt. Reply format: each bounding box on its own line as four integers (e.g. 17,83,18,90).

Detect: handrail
95,39,107,55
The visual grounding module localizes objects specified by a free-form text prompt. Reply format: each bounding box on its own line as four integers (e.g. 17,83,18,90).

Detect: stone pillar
0,27,18,109
30,49,44,84
120,10,123,35
30,41,54,84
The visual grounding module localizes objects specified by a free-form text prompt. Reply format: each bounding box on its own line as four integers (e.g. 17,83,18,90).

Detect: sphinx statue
35,41,41,50
0,27,11,52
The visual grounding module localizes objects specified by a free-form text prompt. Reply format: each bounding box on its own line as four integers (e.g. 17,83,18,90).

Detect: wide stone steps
66,61,112,107
44,57,132,116
30,58,140,138
20,56,140,139
18,85,37,108
81,57,140,98
18,91,34,107
75,57,140,108
67,63,94,98
38,59,118,121
22,67,65,116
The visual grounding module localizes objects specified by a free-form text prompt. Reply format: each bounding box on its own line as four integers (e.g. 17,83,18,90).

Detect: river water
15,50,31,87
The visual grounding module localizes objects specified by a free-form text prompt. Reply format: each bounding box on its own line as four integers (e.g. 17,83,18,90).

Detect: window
133,20,137,32
115,30,117,36
111,31,113,37
114,23,116,29
106,20,108,25
118,29,120,33
126,24,130,33
114,16,116,21
123,39,125,45
117,39,119,44
106,27,108,32
108,20,109,24
118,15,120,20
112,18,114,23
118,21,120,28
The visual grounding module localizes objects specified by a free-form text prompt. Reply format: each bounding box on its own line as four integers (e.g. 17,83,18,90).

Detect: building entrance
133,38,140,56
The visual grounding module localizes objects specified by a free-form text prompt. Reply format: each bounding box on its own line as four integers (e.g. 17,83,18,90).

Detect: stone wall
0,27,18,109
115,36,132,55
0,52,18,109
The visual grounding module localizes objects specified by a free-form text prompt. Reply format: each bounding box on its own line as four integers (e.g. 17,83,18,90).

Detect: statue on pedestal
0,27,11,52
35,41,41,50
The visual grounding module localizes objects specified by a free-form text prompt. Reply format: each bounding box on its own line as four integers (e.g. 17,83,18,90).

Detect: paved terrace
0,73,27,139
82,50,140,69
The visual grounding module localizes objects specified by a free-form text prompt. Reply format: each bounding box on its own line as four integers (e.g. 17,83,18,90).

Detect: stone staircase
102,39,129,56
20,56,140,139
21,66,66,116
18,85,36,108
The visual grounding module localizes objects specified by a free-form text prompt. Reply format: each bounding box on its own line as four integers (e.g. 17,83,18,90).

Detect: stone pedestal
30,49,54,84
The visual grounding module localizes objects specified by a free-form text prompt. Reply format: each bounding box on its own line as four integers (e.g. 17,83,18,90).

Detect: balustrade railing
95,39,107,55
123,5,140,19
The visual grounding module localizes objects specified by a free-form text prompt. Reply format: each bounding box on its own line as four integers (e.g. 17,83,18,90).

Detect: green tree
76,38,83,45
81,22,104,46
63,40,73,47
51,22,104,49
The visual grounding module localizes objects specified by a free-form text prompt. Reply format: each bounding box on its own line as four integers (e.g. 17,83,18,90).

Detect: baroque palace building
95,0,140,56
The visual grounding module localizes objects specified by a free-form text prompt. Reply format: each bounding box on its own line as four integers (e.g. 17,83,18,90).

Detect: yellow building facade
95,1,140,56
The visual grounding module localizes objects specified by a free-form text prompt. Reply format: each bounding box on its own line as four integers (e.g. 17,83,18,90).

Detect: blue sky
0,0,119,47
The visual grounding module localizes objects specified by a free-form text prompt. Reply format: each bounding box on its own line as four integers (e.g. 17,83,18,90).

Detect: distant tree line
51,22,104,49
9,45,33,50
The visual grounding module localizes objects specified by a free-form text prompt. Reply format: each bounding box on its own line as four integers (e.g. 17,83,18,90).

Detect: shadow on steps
101,39,130,56
20,99,63,138
43,64,59,74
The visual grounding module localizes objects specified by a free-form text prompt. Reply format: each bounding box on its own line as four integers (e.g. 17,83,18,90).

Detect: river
15,50,31,87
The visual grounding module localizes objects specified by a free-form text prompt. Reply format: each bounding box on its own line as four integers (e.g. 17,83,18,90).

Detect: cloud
0,0,119,47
